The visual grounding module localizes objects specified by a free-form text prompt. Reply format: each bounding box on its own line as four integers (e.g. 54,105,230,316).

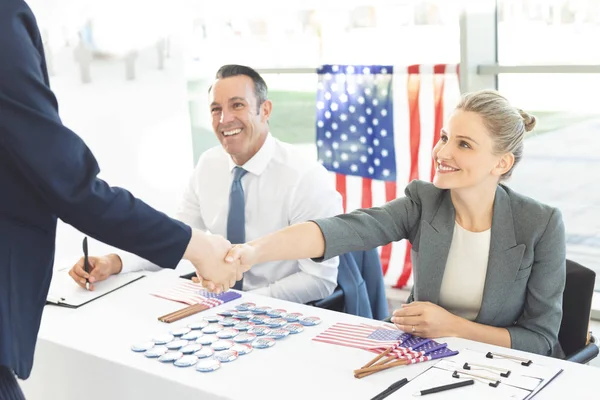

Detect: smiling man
69,64,342,304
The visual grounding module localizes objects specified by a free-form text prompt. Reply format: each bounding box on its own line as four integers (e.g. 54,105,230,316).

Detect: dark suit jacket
0,0,191,378
314,180,566,357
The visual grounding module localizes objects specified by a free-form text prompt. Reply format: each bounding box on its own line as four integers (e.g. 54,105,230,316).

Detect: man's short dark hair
212,64,268,113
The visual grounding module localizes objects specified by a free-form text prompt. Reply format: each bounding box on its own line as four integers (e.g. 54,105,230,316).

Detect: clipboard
46,269,145,308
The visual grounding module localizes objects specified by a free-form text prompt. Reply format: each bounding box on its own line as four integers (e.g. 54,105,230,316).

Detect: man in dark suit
0,1,245,397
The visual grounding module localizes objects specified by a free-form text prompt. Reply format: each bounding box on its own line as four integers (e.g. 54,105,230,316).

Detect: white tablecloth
21,268,600,400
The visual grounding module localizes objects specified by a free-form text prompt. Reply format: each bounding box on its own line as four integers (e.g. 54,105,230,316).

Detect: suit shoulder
404,180,446,204
502,184,559,219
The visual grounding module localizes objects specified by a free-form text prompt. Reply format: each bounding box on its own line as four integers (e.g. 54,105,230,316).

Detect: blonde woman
221,90,566,357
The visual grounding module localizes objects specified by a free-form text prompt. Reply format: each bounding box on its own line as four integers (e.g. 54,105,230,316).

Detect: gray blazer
314,180,566,357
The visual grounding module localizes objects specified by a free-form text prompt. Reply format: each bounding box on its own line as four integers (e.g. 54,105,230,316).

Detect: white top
438,222,491,321
121,133,343,304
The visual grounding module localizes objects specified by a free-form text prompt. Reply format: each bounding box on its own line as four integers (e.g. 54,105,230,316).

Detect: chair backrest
559,259,596,357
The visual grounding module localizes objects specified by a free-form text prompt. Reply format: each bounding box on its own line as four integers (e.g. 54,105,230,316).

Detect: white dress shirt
121,133,343,304
438,222,491,321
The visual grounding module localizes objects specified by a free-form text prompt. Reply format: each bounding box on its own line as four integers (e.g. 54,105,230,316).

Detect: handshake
68,229,257,293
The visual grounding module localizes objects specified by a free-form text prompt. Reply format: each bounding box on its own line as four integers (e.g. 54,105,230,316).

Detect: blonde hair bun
518,109,537,132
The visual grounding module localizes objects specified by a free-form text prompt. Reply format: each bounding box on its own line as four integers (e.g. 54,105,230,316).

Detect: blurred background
25,0,600,303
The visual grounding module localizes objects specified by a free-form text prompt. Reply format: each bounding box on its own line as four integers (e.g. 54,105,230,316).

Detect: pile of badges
131,302,322,373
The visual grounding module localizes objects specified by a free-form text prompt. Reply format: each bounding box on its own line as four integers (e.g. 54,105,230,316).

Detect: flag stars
339,93,348,103
360,155,368,163
382,169,390,177
358,96,365,104
349,125,357,133
317,139,323,147
340,114,348,121
332,142,339,150
358,116,366,124
372,98,379,106
325,110,331,119
368,147,374,155
359,136,367,144
380,129,387,137
350,164,358,172
330,102,338,111
325,131,332,138
325,150,332,158
381,149,389,157
330,83,338,92
346,66,355,74
373,138,380,146
350,144,358,152
325,92,332,100
332,122,338,130
333,161,340,169
373,118,379,126
362,67,370,75
317,101,325,110
317,120,324,128
341,153,349,161
349,105,356,113
374,158,381,166
381,109,387,117
340,133,348,141
368,166,374,174
366,108,372,115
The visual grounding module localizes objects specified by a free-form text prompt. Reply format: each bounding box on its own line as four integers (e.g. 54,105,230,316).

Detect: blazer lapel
476,185,525,325
415,191,455,304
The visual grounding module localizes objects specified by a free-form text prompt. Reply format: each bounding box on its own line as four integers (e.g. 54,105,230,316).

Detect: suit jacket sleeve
312,180,423,261
0,5,190,268
507,208,566,356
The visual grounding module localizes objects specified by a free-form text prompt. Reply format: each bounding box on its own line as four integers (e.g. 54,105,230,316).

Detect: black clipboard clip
463,362,511,378
486,351,532,366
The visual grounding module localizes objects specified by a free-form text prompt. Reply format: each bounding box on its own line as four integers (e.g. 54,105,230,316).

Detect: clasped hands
68,229,256,293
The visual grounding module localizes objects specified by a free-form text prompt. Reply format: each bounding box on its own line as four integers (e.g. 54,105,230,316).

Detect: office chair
559,259,599,363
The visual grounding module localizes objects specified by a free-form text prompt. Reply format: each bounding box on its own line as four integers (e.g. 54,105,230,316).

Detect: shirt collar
227,132,274,176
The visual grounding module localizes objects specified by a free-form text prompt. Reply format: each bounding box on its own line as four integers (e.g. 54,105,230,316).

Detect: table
21,268,600,399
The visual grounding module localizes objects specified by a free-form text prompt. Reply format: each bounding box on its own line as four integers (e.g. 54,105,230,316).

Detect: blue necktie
227,167,248,290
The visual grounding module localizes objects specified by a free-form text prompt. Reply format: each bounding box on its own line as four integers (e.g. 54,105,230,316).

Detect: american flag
312,322,409,350
151,279,241,307
316,64,460,288
313,322,458,362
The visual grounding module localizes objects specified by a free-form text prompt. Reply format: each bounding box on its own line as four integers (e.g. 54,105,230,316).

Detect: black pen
83,237,90,290
413,379,474,396
371,377,408,400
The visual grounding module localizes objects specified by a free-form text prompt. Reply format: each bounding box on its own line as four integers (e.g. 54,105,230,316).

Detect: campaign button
152,333,174,345
282,312,303,322
266,329,290,340
196,335,218,345
266,309,286,318
170,326,191,337
235,302,256,311
299,316,322,326
158,351,183,363
282,323,305,334
194,347,215,359
232,311,253,320
265,318,287,328
174,355,198,367
216,309,236,317
187,320,209,330
252,337,276,349
219,317,239,327
251,306,271,315
247,326,271,336
180,344,203,354
233,321,255,331
216,328,239,339
231,344,253,355
196,359,221,372
165,340,189,350
203,315,223,323
211,339,234,351
214,350,238,363
232,333,257,343
202,324,223,334
181,330,203,341
131,341,154,352
144,346,168,358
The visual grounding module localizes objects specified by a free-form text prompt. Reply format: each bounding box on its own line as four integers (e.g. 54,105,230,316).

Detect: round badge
152,333,174,345
188,320,209,330
248,326,271,336
232,311,253,320
266,309,286,318
282,323,305,334
211,340,234,351
181,331,203,341
214,350,238,363
216,328,239,339
217,309,236,317
249,315,269,325
231,344,253,355
252,337,276,349
266,329,290,340
235,302,256,311
194,347,215,359
202,324,223,334
282,312,303,322
144,346,168,358
131,341,155,352
196,358,221,372
196,335,218,345
265,318,287,328
299,316,322,326
174,355,199,368
233,321,255,331
165,339,189,350
203,315,223,323
219,317,239,327
158,351,183,363
233,332,257,343
251,306,271,315
180,344,203,354
170,326,191,337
